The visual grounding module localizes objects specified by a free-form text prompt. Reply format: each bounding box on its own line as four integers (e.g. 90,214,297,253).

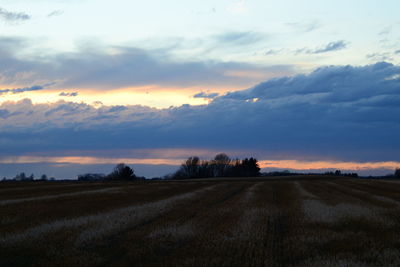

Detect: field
1,177,400,266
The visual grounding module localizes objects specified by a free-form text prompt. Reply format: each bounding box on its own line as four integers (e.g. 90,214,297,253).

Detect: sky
0,0,399,178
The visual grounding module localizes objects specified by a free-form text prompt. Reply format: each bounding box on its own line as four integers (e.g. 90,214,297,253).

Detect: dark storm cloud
0,62,399,163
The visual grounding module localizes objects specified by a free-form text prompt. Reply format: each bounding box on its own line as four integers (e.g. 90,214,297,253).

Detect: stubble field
1,177,400,266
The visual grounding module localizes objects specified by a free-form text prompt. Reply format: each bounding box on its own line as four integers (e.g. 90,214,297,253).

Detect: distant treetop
172,154,261,179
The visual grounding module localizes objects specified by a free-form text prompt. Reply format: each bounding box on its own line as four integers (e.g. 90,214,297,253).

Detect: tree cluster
77,173,106,181
78,163,139,181
2,173,54,181
172,153,261,179
13,172,34,181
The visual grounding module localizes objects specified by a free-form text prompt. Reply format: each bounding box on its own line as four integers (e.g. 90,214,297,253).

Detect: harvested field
1,177,400,266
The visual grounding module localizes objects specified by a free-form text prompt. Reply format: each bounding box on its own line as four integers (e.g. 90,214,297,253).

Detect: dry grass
147,222,195,240
1,178,400,266
302,200,374,223
0,187,123,205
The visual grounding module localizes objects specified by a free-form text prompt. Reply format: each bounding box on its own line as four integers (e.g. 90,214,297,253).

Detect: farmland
1,177,400,266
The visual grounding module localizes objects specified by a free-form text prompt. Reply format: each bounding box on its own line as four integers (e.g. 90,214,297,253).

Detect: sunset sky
0,0,399,178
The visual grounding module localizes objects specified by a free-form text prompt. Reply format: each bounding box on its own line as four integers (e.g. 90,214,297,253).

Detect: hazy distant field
1,177,400,266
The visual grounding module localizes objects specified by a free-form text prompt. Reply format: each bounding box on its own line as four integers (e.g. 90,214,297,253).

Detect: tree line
78,163,144,181
2,162,399,182
2,173,55,182
171,153,261,179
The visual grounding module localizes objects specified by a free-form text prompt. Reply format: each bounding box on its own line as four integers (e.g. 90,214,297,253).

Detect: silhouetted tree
241,157,261,177
212,153,231,177
172,154,261,179
199,160,213,178
229,158,261,177
40,174,48,181
107,163,136,180
229,159,242,176
13,172,35,181
395,168,400,178
14,172,26,181
78,173,106,181
181,156,201,178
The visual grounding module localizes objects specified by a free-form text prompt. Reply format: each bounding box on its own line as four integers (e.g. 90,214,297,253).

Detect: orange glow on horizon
0,87,210,108
0,84,238,108
259,160,400,171
0,156,183,166
1,156,399,172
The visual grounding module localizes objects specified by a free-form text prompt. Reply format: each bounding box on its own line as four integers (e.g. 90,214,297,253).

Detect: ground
1,177,400,266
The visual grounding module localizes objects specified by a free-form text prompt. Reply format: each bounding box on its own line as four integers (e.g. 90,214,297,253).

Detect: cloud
47,10,64,17
0,109,10,118
313,41,347,53
285,21,321,33
395,50,400,55
367,52,394,62
0,38,294,90
224,61,399,101
379,26,392,36
0,85,44,95
227,0,248,14
59,92,78,97
0,62,399,166
265,49,283,56
0,7,30,23
193,92,219,99
214,32,265,46
0,36,26,51
297,41,347,54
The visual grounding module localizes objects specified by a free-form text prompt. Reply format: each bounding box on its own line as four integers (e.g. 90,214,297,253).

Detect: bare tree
183,156,200,178
212,153,231,177
173,156,201,179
